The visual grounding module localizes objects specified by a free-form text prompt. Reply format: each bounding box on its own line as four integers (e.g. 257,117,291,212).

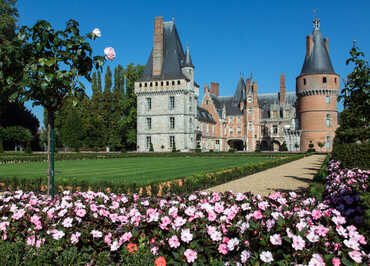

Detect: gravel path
205,154,326,196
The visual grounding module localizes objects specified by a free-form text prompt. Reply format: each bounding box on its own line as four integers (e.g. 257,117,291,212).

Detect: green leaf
45,58,57,67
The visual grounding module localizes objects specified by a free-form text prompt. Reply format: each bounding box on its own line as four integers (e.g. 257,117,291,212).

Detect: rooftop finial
313,9,320,31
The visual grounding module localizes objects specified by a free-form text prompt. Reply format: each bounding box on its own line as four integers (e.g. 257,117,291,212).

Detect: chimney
252,82,258,103
324,38,329,53
204,85,209,94
210,82,219,96
152,17,164,76
280,73,286,105
246,78,251,94
306,34,313,56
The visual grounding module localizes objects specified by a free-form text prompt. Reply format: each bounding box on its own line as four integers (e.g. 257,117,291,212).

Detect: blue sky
17,0,370,127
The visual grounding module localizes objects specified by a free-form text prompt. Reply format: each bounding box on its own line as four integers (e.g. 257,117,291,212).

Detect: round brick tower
296,17,340,152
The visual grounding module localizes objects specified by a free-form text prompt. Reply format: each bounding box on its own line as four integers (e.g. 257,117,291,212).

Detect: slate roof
258,92,297,119
197,106,216,124
138,21,193,82
300,22,336,76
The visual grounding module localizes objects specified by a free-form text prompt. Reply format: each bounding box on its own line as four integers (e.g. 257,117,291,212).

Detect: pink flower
71,232,81,244
269,234,282,245
315,225,329,237
292,235,306,251
184,249,197,263
62,217,73,228
26,235,36,246
104,47,116,61
348,250,362,263
12,209,25,220
119,232,132,244
344,238,360,250
160,216,171,230
252,210,263,220
240,250,251,263
91,230,103,238
52,230,65,240
260,251,274,263
227,237,239,251
181,229,193,243
168,235,180,248
207,211,217,221
104,232,112,246
308,254,325,266
311,209,322,220
332,257,341,266
75,208,86,218
218,243,228,255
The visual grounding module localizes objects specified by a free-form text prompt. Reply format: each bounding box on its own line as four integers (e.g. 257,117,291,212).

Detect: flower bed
324,160,369,235
0,190,368,265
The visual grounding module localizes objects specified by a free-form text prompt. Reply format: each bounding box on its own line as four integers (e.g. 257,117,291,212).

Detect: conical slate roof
138,21,188,81
233,77,246,104
300,19,336,76
183,45,194,68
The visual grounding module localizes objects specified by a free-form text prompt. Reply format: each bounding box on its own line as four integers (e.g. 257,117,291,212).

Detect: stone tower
296,16,340,152
134,17,199,152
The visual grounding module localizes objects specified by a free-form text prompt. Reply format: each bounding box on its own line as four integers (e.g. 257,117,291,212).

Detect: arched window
139,83,142,88
172,81,175,86
166,81,169,86
326,114,332,127
323,77,327,84
177,80,181,85
144,83,147,87
150,82,153,87
155,82,158,86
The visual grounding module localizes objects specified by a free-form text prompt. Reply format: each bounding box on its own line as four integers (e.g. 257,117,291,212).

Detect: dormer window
323,77,327,84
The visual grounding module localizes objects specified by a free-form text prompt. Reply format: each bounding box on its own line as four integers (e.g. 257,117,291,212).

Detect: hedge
332,142,370,169
0,151,301,164
0,154,306,195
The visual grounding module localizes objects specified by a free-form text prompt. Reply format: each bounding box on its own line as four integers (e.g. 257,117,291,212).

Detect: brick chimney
246,78,251,94
324,38,329,53
280,73,286,105
210,82,219,96
252,82,258,104
152,17,164,76
306,34,313,56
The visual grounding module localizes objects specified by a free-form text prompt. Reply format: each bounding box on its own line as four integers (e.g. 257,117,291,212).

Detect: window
139,83,142,88
247,108,252,114
206,100,208,105
248,121,252,130
177,80,181,85
146,136,151,149
170,117,175,129
169,136,175,148
155,82,158,86
166,81,169,86
169,96,175,109
146,98,152,111
144,83,147,87
146,118,152,130
161,81,164,86
325,95,330,104
150,82,152,87
238,117,241,123
248,96,252,103
267,111,271,119
303,78,306,85
273,125,278,135
280,110,283,118
237,127,241,134
189,118,192,130
326,114,332,127
273,111,278,119
334,78,337,84
212,125,214,135
216,140,220,145
206,124,209,134
229,128,233,135
326,136,331,150
323,77,327,83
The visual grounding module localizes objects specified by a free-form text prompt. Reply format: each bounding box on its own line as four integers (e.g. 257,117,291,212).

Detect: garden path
204,154,326,196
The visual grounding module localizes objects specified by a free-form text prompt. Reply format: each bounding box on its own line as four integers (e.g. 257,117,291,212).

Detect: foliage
280,141,288,151
332,142,370,169
25,141,32,154
0,187,368,265
0,137,3,153
307,141,315,152
2,126,32,149
149,142,154,152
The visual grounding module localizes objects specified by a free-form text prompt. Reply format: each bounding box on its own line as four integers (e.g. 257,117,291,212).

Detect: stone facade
135,16,339,152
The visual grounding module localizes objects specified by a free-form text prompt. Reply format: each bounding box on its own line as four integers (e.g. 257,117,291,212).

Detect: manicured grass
0,156,274,186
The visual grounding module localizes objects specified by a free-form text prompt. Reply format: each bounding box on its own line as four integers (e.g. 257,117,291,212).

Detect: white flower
92,28,101,38
240,250,251,263
227,238,239,251
62,217,73,228
110,240,120,251
52,230,65,240
260,251,274,263
181,228,193,243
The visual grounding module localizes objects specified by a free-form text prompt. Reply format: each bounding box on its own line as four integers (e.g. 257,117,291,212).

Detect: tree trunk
47,111,55,196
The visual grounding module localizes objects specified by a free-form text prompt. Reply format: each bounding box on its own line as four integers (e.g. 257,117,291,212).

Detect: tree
10,20,112,196
3,126,32,150
336,43,370,144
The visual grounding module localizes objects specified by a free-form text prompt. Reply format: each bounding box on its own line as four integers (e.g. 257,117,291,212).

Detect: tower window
146,136,152,149
170,117,175,129
146,97,152,111
169,136,175,148
280,109,284,118
248,96,252,103
146,118,152,130
326,114,332,127
325,95,330,104
334,78,337,84
177,80,181,85
273,125,278,135
323,77,327,84
169,96,175,110
303,78,306,85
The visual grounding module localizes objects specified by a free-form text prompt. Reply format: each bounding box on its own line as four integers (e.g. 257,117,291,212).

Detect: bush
0,138,3,153
332,142,370,169
25,141,32,154
149,143,154,152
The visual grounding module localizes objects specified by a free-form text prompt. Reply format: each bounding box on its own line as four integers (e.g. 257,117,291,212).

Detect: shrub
332,142,370,169
0,138,3,153
307,140,315,152
25,141,32,154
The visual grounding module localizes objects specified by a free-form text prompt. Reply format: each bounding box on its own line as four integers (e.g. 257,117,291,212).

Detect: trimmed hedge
332,142,370,169
0,154,306,195
0,151,301,164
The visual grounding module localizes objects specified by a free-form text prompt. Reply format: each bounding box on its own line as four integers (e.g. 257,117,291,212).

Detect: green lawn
0,156,274,186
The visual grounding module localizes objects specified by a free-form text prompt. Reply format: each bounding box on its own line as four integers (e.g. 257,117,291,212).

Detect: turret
296,16,340,152
182,44,194,84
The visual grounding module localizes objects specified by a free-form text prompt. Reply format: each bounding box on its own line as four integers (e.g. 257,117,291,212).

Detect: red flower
154,256,166,266
126,243,138,254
